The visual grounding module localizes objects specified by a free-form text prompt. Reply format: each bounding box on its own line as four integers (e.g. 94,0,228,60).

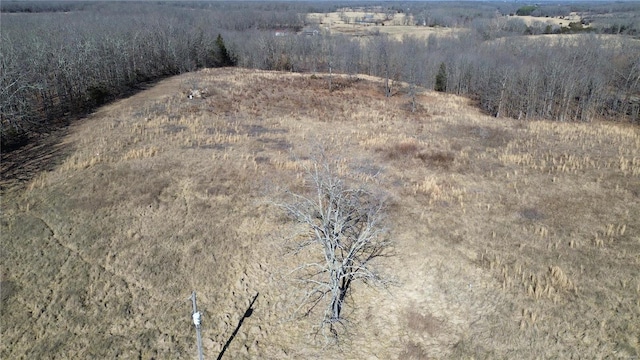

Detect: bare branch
277,154,392,337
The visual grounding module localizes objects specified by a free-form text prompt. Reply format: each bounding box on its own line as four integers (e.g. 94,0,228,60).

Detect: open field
1,68,639,358
307,11,460,39
307,10,587,40
507,13,584,27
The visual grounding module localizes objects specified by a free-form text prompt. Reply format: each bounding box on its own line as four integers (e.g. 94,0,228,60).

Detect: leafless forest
2,1,639,149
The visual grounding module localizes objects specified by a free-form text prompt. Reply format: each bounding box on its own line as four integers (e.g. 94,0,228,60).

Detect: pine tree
435,62,447,92
215,34,236,67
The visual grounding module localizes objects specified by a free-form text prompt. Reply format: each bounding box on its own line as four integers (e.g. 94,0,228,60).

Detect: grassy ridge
1,68,639,358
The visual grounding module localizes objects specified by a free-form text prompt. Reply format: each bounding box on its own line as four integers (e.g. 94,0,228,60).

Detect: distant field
486,33,632,48
1,68,639,358
508,12,584,27
307,11,460,39
307,10,590,40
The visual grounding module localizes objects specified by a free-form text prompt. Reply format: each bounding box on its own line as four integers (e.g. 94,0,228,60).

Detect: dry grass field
507,13,584,27
307,11,586,40
1,68,639,359
307,11,459,39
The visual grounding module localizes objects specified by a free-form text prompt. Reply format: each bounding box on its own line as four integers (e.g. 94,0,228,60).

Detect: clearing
1,68,639,359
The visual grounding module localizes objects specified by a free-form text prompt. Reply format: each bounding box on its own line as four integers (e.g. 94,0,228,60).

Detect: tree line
230,27,639,123
2,1,639,148
1,3,251,147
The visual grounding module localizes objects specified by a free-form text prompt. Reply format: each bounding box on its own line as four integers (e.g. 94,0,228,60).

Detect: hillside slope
2,68,639,359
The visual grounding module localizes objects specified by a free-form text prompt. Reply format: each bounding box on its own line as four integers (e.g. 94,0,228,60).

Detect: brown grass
506,13,584,27
307,10,460,40
1,68,639,359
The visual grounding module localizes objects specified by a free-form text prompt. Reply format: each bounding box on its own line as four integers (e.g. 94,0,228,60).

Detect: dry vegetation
308,11,459,39
308,10,585,40
507,12,584,27
1,68,639,358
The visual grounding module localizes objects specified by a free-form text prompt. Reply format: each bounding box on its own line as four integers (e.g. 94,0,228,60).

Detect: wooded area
2,1,639,149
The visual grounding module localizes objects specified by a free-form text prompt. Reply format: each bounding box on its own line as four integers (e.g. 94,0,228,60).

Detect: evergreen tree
215,34,236,67
435,62,447,92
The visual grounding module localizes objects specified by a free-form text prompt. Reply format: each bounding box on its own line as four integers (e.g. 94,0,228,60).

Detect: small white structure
192,311,201,327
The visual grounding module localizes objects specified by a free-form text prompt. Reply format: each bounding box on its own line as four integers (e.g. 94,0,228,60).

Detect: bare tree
400,35,426,112
370,35,393,97
279,158,391,338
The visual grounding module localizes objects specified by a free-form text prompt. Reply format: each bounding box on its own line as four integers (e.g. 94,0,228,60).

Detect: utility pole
190,291,204,360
